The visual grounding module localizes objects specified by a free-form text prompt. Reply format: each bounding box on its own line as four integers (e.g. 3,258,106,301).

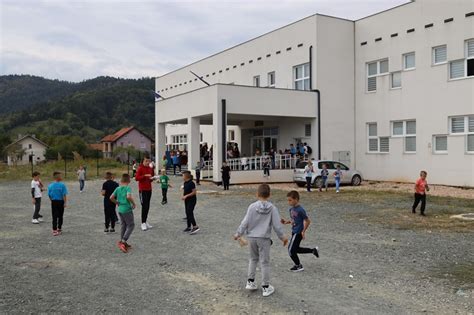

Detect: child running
280,190,319,272
159,169,171,205
47,171,68,236
110,174,136,253
412,170,430,216
233,184,288,297
31,171,44,224
181,171,200,234
101,172,119,232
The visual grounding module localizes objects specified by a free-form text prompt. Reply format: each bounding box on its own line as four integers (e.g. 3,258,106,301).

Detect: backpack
306,146,313,154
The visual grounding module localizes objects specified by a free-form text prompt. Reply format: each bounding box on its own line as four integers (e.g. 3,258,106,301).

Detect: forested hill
0,75,155,144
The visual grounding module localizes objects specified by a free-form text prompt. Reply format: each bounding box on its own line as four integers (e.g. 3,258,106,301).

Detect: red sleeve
135,166,144,182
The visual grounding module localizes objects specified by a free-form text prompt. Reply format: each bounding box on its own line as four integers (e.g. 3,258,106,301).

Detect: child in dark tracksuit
48,171,68,236
412,170,429,216
101,172,119,232
281,190,319,272
182,171,199,234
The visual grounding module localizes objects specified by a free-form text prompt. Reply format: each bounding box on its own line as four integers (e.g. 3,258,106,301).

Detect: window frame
366,58,389,93
449,39,474,81
432,45,447,65
432,135,448,154
293,63,310,91
253,75,260,87
466,134,474,154
403,52,416,70
390,71,402,89
367,123,379,153
391,120,416,137
449,116,474,135
267,71,275,88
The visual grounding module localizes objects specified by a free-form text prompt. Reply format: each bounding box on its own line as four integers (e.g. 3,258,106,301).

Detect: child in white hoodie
234,184,288,297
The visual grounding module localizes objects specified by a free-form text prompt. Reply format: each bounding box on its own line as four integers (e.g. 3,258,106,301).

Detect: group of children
304,161,343,193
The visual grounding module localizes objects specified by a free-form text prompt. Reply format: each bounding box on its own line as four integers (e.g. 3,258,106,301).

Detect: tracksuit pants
104,204,117,229
288,233,313,266
412,193,426,214
139,190,152,223
162,188,168,203
248,237,271,286
185,199,197,228
33,197,41,219
51,200,65,230
119,212,135,242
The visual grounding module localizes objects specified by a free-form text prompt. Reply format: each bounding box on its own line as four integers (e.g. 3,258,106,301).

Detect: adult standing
221,161,231,190
135,156,154,231
77,165,86,193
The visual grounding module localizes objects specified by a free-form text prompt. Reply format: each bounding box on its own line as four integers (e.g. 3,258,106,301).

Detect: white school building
155,0,474,187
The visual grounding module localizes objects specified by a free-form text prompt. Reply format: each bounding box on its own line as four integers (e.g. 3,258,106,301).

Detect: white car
293,160,362,187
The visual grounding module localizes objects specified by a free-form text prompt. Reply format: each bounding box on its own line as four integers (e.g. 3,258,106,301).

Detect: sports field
0,178,473,314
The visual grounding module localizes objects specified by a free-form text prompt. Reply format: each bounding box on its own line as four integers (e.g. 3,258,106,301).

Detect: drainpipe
309,45,322,160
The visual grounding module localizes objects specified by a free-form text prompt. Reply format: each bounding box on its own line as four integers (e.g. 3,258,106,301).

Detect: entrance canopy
155,83,319,182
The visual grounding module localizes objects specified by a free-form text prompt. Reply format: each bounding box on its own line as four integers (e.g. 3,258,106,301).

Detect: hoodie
236,200,285,240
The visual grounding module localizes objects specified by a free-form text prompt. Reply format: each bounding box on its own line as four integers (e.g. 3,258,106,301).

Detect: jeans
288,233,314,266
79,180,85,191
335,178,341,191
306,177,312,192
139,190,152,223
248,238,271,286
263,167,270,177
33,197,41,219
412,193,426,214
119,212,135,242
185,199,197,228
51,200,64,230
319,176,328,191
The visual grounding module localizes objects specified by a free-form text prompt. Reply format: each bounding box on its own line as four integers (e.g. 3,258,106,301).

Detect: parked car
293,160,362,187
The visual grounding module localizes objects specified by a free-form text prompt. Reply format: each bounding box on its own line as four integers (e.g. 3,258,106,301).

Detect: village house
100,126,153,158
6,135,48,166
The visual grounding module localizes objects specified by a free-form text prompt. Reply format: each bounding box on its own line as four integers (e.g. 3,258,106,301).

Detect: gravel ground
0,178,473,314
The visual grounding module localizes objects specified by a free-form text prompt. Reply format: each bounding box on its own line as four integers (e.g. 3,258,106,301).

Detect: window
253,75,260,87
392,120,416,153
403,52,416,70
433,45,447,65
405,136,416,153
449,40,474,79
305,124,311,137
267,72,275,87
468,134,474,153
228,130,235,141
450,60,465,79
293,63,310,90
391,72,401,88
367,123,378,152
28,144,32,149
450,116,474,134
366,59,388,92
200,133,203,142
433,135,448,153
467,39,474,77
392,121,404,136
379,137,390,153
140,142,146,149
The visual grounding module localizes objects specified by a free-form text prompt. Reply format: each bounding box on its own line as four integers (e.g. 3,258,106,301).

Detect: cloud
0,0,409,82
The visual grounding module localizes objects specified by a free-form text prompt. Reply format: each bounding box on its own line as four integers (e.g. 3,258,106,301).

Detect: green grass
0,159,130,182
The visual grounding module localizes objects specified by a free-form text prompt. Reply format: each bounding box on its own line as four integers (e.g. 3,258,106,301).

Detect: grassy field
0,158,130,181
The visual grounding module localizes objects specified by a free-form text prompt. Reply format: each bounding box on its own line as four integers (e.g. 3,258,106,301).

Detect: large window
267,72,275,87
366,59,388,92
449,115,474,153
432,45,447,65
450,39,474,79
293,63,310,90
392,120,416,153
367,123,389,153
403,52,416,70
168,134,188,151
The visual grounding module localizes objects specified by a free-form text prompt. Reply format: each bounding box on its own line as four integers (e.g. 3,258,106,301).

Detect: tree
7,143,26,166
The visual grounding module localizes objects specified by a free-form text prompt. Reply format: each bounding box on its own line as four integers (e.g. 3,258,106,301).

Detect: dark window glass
467,59,474,77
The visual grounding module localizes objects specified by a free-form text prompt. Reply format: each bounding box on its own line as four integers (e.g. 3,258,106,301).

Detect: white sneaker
146,222,153,229
141,223,147,231
31,219,40,224
38,217,44,222
262,285,275,297
245,281,258,290
336,190,340,193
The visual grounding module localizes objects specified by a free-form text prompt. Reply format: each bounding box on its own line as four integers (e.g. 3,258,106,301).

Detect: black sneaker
313,247,319,258
183,227,192,233
290,265,304,272
189,227,200,235
412,209,416,214
109,228,115,233
104,228,109,233
420,213,426,216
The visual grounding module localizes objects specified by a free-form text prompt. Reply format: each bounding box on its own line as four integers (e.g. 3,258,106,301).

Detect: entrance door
251,138,264,155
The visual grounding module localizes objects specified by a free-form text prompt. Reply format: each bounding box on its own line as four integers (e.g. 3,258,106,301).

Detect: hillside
0,75,155,144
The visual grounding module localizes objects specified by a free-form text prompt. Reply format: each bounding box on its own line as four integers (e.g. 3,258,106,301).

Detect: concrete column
212,100,226,182
188,116,200,174
156,122,166,172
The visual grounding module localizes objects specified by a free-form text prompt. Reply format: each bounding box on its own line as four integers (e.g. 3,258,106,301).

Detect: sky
0,0,410,82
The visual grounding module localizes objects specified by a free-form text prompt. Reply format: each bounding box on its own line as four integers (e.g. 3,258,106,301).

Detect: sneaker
141,223,148,231
313,247,319,258
109,228,115,233
189,227,200,235
32,219,40,224
290,265,304,272
183,227,192,233
52,230,59,236
57,229,62,235
245,280,258,290
117,241,128,253
412,209,416,214
336,190,340,193
146,222,153,229
38,217,44,222
124,242,132,249
104,228,109,233
420,213,426,216
38,214,43,218
262,285,275,297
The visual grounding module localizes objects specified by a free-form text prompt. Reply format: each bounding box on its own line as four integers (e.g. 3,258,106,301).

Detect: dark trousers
79,180,85,191
412,193,426,214
139,190,152,223
33,197,41,219
222,177,230,190
162,188,168,203
306,177,312,192
51,200,65,230
263,167,270,177
185,199,197,228
173,164,180,175
119,212,135,242
288,233,313,266
196,171,200,184
104,204,116,229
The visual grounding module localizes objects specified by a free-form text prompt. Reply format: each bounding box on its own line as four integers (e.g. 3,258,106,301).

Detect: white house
6,135,48,166
155,0,474,186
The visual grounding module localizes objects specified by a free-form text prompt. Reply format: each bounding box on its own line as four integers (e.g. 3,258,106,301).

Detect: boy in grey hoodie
234,184,288,297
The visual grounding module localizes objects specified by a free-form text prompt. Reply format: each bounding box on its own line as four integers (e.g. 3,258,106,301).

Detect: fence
226,154,305,171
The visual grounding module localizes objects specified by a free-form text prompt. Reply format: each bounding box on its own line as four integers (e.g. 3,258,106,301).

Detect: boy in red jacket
135,156,155,231
412,170,430,216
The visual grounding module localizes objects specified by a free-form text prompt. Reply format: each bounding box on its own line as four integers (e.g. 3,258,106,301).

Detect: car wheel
296,182,305,187
313,177,322,188
351,175,361,186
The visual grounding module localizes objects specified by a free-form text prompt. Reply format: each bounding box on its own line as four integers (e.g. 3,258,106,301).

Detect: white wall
355,0,474,186
8,137,47,166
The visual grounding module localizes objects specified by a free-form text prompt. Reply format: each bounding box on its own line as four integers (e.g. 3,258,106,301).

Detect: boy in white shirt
31,171,44,224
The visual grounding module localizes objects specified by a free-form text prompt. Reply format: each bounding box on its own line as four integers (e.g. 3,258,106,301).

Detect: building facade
155,0,474,186
101,126,153,158
6,135,48,166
